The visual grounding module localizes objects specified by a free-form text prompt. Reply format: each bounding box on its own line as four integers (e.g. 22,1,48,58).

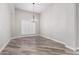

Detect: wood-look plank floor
0,36,74,55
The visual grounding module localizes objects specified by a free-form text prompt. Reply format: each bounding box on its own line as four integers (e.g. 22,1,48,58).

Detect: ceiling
15,3,53,13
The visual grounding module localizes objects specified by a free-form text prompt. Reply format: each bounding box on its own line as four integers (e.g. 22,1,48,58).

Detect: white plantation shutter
21,20,36,35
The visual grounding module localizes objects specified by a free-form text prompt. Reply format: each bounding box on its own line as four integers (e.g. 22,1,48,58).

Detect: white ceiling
15,3,53,13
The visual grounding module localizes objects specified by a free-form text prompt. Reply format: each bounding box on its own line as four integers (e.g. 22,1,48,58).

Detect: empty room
0,3,79,55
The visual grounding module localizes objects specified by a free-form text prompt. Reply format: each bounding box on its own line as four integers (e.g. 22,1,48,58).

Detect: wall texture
40,3,76,49
0,3,11,51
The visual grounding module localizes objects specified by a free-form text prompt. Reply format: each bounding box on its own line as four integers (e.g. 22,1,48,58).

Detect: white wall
40,3,76,49
15,8,40,36
0,3,11,50
9,4,16,37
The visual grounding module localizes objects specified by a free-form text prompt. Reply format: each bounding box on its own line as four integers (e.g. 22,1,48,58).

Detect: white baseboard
0,34,76,53
65,45,76,51
0,39,11,53
11,34,40,39
76,48,79,50
0,34,76,54
40,34,76,51
40,34,66,45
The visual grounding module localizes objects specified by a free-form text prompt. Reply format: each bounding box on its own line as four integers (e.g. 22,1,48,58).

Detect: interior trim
39,34,76,51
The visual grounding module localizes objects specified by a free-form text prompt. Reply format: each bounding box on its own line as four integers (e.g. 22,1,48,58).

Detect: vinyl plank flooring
0,36,73,55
